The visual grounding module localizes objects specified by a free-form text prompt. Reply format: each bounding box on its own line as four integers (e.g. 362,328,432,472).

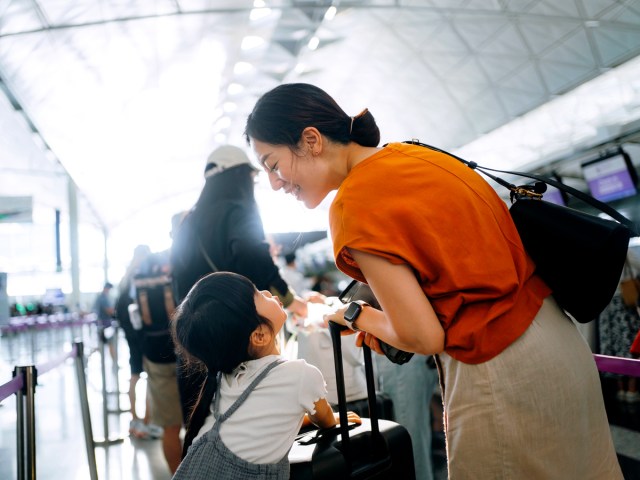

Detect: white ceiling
2,0,640,256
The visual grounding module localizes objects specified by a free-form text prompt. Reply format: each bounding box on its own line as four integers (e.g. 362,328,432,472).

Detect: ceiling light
215,116,231,129
294,63,306,74
308,36,320,51
241,36,265,50
250,5,272,21
223,102,237,112
215,133,228,144
324,6,337,21
227,83,244,95
233,62,254,75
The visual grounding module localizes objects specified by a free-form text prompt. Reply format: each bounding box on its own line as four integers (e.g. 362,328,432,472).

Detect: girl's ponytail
181,372,218,458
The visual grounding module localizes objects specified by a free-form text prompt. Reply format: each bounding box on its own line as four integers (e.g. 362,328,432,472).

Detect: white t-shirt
297,329,368,405
193,355,327,464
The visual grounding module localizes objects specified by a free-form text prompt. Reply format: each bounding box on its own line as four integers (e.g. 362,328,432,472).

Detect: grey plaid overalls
173,360,289,479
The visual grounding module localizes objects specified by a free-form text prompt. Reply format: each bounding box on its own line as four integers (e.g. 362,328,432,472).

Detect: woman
244,83,622,479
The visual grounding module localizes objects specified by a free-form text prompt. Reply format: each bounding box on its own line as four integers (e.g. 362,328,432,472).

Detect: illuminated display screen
582,151,638,202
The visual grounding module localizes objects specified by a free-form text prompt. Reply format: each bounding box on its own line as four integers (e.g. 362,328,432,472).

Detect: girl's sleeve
297,361,328,415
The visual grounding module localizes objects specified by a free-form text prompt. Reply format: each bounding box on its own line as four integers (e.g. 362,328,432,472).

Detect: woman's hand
354,331,385,356
321,305,357,335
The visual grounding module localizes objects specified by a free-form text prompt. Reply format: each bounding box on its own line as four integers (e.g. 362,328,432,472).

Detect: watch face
344,302,361,321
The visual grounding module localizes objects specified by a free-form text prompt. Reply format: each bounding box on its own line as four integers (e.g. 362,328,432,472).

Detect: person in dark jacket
170,144,308,426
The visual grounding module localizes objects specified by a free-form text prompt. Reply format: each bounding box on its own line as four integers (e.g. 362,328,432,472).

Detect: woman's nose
268,172,286,191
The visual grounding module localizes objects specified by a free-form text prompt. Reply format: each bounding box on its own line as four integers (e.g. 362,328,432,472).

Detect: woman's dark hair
171,271,274,457
244,83,380,148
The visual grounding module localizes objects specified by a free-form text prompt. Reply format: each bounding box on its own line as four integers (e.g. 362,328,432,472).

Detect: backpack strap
198,236,219,272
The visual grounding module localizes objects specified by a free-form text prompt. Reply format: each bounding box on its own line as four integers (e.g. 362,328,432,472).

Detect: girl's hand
334,411,362,426
304,291,327,304
287,296,308,319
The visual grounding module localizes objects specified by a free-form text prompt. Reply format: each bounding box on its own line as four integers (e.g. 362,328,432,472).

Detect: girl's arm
303,398,362,429
332,248,445,356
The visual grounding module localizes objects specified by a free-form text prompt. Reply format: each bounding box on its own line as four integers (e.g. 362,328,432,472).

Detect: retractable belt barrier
0,341,99,480
594,354,640,377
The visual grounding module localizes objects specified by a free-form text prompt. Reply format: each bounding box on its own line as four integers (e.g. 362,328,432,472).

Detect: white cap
204,145,258,178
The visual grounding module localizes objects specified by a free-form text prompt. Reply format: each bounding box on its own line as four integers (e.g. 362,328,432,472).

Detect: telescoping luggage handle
402,140,638,236
328,321,385,467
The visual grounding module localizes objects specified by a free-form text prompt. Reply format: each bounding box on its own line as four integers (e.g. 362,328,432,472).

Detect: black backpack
133,255,177,363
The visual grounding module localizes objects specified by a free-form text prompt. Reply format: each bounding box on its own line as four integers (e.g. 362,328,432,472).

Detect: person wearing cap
170,145,308,430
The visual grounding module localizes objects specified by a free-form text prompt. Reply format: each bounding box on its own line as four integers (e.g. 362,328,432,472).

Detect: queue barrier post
94,331,124,447
14,368,25,480
73,341,99,480
107,325,126,414
13,365,37,480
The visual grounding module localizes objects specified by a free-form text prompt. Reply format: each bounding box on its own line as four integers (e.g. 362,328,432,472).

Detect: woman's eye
270,163,278,173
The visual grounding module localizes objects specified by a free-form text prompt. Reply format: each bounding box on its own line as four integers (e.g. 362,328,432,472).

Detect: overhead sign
0,196,33,223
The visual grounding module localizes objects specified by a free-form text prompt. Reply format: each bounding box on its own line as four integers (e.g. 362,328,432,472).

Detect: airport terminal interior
2,1,640,479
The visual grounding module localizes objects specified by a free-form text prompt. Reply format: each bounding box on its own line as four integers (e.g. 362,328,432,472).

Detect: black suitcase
339,393,394,422
289,321,416,479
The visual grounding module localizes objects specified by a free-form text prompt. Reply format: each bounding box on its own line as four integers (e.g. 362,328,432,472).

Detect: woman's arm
335,248,445,356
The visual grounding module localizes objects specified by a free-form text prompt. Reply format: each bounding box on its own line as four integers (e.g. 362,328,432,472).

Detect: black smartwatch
343,301,369,331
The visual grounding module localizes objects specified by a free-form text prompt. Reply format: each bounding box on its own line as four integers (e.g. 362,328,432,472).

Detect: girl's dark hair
244,83,380,148
171,271,274,457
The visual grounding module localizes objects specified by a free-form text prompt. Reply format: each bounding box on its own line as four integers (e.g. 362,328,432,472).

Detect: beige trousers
437,297,623,479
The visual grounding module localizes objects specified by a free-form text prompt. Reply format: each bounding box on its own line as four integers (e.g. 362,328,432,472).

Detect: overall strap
213,359,284,427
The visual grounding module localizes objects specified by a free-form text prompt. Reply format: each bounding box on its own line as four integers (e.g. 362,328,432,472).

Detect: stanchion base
93,436,126,447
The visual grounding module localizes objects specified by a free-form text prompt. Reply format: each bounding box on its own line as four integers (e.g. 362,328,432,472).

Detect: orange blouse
329,142,551,364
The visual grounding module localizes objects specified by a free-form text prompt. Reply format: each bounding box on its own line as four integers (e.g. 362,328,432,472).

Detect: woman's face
254,289,287,333
250,138,330,209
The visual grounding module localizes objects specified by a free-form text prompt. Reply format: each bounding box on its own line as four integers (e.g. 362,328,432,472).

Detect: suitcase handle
329,321,385,466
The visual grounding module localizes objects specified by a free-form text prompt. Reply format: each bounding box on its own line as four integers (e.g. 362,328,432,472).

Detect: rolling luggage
339,393,394,422
289,321,416,479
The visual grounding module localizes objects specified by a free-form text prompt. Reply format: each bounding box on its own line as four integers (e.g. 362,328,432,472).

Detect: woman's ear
301,127,322,155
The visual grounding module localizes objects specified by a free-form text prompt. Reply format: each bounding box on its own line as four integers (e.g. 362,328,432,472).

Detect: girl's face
250,138,331,209
254,289,287,333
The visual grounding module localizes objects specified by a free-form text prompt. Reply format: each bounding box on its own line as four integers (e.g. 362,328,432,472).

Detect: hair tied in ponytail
350,108,369,135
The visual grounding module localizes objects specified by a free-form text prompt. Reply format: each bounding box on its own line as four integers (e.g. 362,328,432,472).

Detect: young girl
171,271,360,479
